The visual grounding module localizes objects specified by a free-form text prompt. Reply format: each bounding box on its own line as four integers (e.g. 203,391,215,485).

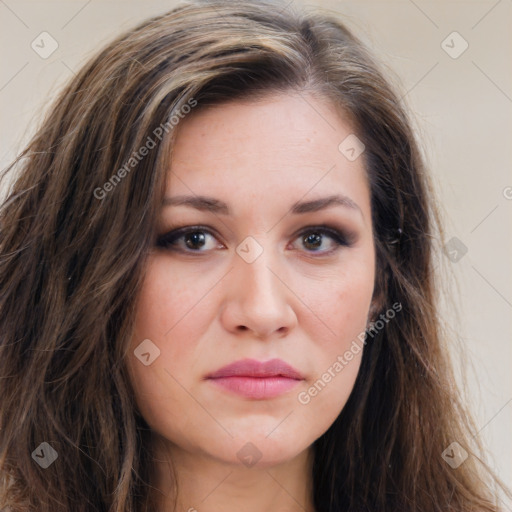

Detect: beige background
1,0,510,492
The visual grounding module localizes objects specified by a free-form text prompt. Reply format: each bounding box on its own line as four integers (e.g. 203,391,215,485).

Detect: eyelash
155,224,354,256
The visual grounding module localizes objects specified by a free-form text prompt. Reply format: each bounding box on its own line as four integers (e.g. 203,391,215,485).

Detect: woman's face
126,92,376,468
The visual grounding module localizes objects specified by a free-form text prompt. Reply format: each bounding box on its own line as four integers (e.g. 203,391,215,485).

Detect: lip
206,358,304,400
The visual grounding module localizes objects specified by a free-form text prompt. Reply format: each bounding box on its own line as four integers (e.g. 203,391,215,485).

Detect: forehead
166,92,370,220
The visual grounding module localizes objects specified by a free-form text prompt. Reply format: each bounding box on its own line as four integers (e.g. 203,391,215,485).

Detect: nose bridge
235,234,282,305
221,234,296,338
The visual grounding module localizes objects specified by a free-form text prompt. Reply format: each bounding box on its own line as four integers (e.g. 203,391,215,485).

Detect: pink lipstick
206,358,304,399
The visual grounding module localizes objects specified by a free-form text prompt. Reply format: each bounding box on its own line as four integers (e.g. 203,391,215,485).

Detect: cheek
130,255,216,362
133,257,198,338
333,269,374,338
304,251,375,342
289,254,374,420
248,259,369,413
126,258,207,423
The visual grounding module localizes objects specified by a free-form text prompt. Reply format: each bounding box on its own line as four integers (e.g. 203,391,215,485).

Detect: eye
156,226,223,253
156,224,354,255
291,226,352,255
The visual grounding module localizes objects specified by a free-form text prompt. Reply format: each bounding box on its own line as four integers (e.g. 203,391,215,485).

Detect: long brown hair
1,1,509,511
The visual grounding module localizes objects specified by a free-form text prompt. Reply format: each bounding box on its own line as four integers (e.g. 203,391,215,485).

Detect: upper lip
206,358,304,380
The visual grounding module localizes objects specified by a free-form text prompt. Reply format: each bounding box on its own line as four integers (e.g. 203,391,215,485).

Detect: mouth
205,358,304,400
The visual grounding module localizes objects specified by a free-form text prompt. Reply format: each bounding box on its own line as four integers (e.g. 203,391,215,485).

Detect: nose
219,241,298,340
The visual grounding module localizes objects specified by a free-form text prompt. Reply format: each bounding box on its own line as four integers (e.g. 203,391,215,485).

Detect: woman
0,1,509,511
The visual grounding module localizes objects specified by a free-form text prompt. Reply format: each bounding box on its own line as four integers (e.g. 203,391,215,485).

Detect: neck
149,434,316,512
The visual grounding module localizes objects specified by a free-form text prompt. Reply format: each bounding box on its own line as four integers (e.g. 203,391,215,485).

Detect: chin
205,430,313,470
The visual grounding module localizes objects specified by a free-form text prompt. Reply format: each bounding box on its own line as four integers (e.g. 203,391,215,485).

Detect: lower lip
208,376,301,399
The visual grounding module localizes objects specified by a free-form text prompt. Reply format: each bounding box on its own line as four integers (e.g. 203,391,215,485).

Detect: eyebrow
162,194,362,216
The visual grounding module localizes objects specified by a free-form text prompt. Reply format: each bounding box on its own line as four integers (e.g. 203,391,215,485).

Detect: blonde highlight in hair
1,1,510,511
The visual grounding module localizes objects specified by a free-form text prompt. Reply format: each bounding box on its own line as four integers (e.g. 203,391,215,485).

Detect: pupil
304,233,321,250
185,232,205,249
